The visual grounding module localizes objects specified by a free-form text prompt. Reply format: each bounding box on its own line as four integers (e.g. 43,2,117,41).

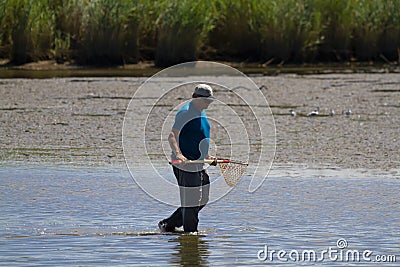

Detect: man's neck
191,99,203,112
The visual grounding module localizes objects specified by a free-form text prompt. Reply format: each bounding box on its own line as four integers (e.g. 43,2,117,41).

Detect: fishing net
218,161,248,187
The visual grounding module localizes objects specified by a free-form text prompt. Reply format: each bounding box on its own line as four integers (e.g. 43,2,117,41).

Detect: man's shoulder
176,101,191,117
177,101,191,112
172,101,191,130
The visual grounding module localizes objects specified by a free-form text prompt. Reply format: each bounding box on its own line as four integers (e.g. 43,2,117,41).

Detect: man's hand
207,155,218,166
175,152,187,162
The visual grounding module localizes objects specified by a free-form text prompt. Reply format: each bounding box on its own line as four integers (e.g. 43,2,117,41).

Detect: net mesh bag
218,162,248,187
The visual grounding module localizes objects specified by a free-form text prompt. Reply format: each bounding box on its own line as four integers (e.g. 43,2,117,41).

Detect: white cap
194,84,213,98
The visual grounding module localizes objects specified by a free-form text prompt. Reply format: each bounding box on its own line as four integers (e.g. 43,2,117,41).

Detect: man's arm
206,127,217,165
169,128,187,161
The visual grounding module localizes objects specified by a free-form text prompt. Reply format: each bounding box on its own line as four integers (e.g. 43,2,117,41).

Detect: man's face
195,97,213,110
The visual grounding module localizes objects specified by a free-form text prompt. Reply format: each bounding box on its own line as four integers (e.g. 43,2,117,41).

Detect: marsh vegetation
0,0,399,66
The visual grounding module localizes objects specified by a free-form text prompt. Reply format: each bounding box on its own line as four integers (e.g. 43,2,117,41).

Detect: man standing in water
158,84,216,233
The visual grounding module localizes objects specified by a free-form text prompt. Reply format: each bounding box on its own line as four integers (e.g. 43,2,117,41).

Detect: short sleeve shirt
172,101,210,160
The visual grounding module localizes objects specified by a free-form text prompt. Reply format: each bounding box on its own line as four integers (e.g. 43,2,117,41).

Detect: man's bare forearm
168,131,180,155
169,130,187,161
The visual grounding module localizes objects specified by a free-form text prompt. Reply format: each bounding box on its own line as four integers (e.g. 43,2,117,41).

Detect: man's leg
179,169,210,232
160,167,210,232
182,206,200,232
159,167,184,231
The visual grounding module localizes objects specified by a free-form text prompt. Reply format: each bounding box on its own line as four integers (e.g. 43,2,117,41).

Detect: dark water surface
1,64,398,79
1,164,399,266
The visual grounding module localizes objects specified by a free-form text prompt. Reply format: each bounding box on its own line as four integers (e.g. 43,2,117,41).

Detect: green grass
0,0,399,66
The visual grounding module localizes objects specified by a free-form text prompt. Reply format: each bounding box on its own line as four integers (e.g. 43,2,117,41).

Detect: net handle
170,159,248,165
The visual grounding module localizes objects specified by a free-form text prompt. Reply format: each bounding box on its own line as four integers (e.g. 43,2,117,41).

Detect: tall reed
0,0,9,55
78,0,139,65
0,0,399,65
28,0,53,60
378,0,400,61
3,0,52,64
49,0,85,63
310,0,357,61
208,0,266,61
257,0,320,63
154,0,216,67
352,0,400,61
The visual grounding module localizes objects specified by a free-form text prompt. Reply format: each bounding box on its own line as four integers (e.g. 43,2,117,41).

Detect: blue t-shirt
172,101,210,160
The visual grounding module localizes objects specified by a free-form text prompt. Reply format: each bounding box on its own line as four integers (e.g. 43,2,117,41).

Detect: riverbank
1,60,399,78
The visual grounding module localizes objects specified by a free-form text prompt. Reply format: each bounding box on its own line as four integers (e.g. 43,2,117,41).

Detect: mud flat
0,73,399,176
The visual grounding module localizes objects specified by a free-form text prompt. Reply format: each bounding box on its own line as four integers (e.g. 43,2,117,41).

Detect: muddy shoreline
1,60,399,78
1,73,399,175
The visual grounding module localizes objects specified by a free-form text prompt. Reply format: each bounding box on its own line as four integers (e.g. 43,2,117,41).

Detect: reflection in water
169,235,210,266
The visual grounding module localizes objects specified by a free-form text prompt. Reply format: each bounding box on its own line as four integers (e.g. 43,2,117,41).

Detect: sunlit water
1,163,399,266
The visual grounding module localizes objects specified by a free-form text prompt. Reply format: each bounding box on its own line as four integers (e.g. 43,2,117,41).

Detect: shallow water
1,164,399,266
